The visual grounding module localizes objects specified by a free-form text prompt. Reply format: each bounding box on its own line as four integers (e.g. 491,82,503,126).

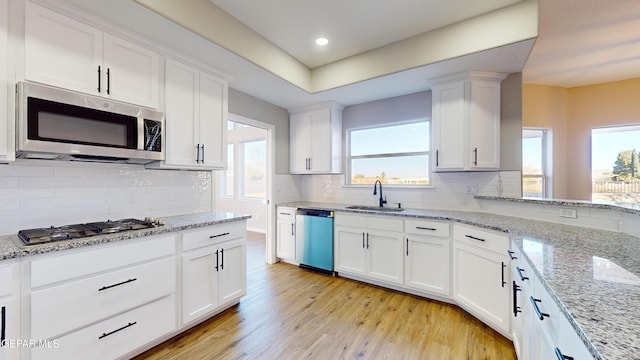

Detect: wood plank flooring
134,232,516,360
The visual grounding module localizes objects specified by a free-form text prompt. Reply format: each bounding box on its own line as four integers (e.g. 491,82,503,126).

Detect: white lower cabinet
404,220,451,297
0,261,19,360
181,226,247,326
27,234,177,360
276,207,297,262
452,224,510,335
334,214,404,285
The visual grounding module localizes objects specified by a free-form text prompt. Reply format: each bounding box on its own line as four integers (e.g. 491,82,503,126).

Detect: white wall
0,160,212,235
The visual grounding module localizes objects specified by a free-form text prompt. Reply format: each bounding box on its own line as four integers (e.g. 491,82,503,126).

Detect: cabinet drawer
31,234,176,288
277,207,297,222
532,275,562,344
366,215,403,232
31,295,176,360
404,219,450,237
31,256,175,340
334,213,366,228
182,222,246,251
453,224,509,254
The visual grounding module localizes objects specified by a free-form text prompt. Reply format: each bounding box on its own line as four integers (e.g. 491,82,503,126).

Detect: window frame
522,127,552,198
345,118,432,188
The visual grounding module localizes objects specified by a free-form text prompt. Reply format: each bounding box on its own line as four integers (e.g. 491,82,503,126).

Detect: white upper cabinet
152,58,228,170
429,71,506,172
24,2,160,108
0,0,13,163
289,103,343,174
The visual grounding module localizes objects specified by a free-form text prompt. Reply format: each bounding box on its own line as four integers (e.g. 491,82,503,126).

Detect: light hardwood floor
134,232,516,360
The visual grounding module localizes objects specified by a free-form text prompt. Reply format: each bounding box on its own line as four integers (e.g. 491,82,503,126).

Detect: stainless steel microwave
16,81,164,164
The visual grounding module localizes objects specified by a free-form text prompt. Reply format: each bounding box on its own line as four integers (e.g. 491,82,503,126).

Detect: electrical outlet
560,208,577,218
465,184,478,194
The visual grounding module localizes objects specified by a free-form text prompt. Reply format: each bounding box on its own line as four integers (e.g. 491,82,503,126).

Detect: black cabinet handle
529,296,549,320
366,233,369,249
291,223,294,236
201,144,205,163
465,234,485,242
279,212,291,215
406,238,409,256
1,306,5,343
196,144,201,163
473,147,478,166
507,250,518,260
308,158,311,170
516,267,529,281
98,278,137,292
215,249,219,271
98,321,137,340
106,67,111,95
554,347,574,360
97,65,101,92
220,248,224,270
209,232,230,239
436,149,439,167
416,226,437,231
512,281,521,317
362,232,365,249
501,261,506,287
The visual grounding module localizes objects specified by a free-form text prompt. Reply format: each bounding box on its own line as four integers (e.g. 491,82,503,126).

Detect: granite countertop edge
475,195,640,216
0,212,251,261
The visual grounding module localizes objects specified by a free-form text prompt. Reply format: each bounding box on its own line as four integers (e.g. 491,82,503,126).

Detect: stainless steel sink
346,205,405,212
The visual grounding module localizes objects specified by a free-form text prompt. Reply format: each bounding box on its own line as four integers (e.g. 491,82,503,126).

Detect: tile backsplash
0,160,212,235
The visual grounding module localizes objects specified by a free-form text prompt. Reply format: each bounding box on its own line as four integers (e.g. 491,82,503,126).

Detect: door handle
473,147,478,166
196,144,201,163
436,149,439,167
512,281,521,317
201,144,205,163
97,65,101,93
1,306,5,343
106,68,111,95
501,261,506,287
406,238,409,256
215,249,219,271
362,232,365,249
366,233,369,249
291,223,294,236
220,248,224,270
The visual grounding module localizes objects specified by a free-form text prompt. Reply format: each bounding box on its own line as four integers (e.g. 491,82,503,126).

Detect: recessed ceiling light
315,37,328,46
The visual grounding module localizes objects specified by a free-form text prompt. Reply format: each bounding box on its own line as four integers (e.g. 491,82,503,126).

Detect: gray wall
500,72,523,171
342,91,431,130
228,88,290,174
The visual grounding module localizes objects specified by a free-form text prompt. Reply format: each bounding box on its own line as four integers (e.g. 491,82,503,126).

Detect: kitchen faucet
373,180,387,208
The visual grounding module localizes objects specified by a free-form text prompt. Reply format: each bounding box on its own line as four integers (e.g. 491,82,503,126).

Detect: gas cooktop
17,218,157,245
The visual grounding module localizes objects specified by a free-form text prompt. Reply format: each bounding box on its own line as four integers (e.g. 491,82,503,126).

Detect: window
220,121,267,200
592,125,640,205
223,144,234,197
522,128,551,198
242,140,266,198
347,120,430,185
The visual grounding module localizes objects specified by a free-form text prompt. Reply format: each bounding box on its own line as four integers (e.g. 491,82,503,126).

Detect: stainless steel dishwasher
295,209,334,274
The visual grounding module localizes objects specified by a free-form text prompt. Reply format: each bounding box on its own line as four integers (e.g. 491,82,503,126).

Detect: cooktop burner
17,218,155,245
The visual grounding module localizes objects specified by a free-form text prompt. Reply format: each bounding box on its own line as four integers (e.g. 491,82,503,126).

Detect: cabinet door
432,81,466,171
276,219,296,261
309,107,332,173
334,226,366,276
0,263,19,360
405,235,450,296
452,242,510,334
289,112,312,173
102,34,160,108
218,239,247,307
181,246,218,325
367,230,404,285
24,2,103,95
199,72,228,168
468,80,500,169
164,59,199,167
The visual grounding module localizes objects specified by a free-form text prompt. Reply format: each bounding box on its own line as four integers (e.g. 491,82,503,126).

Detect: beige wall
523,78,640,200
228,88,290,174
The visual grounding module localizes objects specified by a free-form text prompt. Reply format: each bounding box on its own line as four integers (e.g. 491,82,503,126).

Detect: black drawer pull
1,306,6,343
554,347,574,360
220,248,224,270
465,234,485,242
98,278,137,292
215,249,219,271
516,267,529,281
210,232,230,239
279,212,291,215
529,296,549,320
501,261,506,287
416,226,437,231
98,321,137,340
512,281,521,317
507,250,518,260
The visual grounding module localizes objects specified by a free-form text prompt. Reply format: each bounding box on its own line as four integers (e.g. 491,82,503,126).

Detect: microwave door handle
137,116,144,150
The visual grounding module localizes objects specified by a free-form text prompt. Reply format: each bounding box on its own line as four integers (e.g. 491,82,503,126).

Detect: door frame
225,113,276,264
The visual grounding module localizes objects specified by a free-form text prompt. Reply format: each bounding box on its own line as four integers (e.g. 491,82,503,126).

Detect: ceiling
62,0,640,109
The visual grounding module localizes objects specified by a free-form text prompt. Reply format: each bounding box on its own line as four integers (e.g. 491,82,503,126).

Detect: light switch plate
560,208,577,218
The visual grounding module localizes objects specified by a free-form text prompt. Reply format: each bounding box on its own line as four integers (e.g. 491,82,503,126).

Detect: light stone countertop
0,211,250,261
282,201,640,360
